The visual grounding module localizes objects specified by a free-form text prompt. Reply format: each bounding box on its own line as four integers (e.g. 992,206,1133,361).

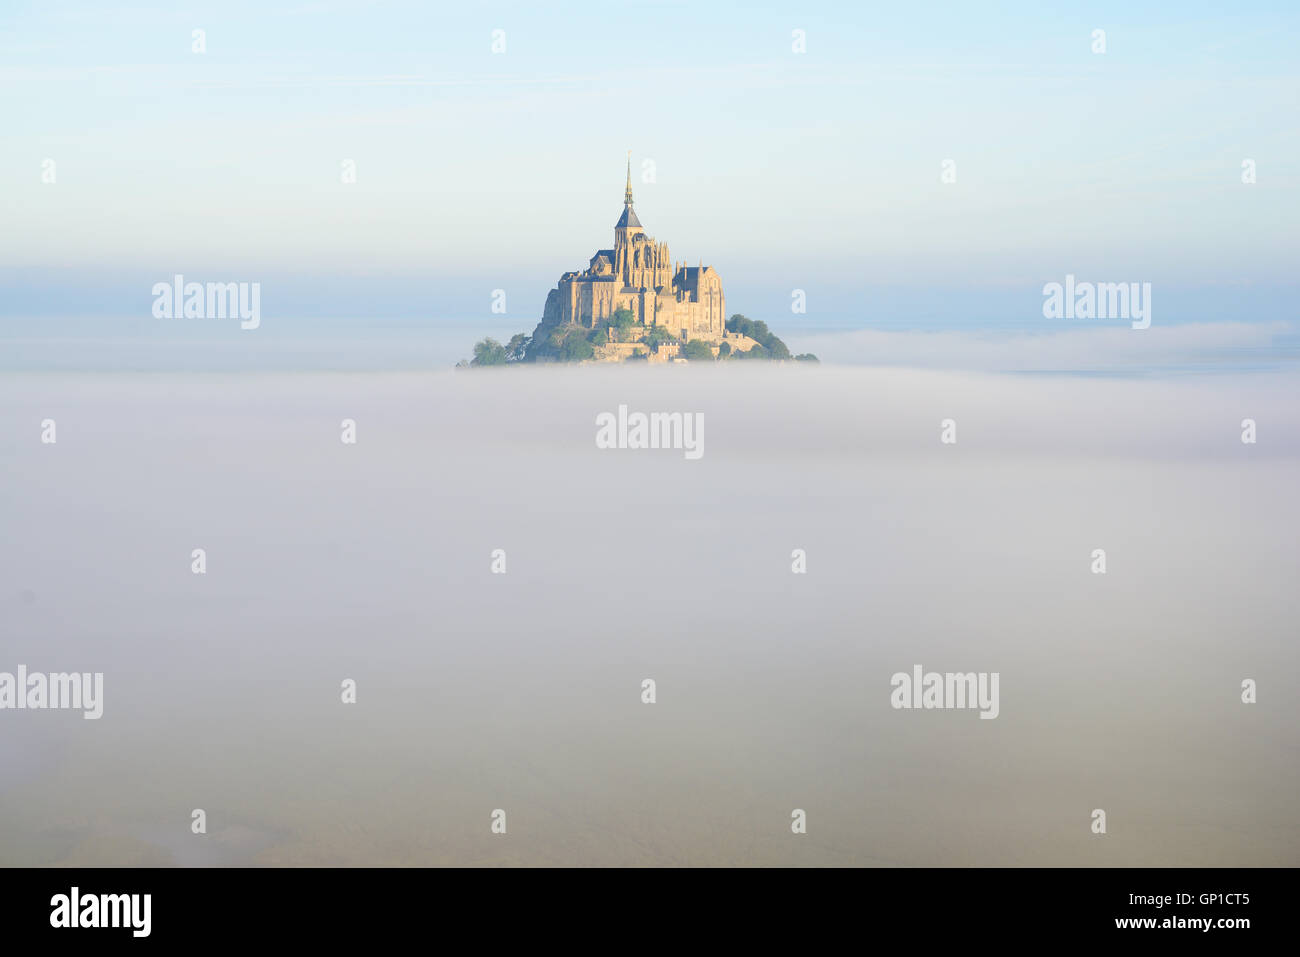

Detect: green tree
520,323,593,362
597,309,636,342
717,341,732,358
505,333,530,361
765,337,792,360
682,339,714,361
727,314,768,341
643,324,676,350
471,337,508,366
725,314,792,360
559,329,595,361
794,353,819,363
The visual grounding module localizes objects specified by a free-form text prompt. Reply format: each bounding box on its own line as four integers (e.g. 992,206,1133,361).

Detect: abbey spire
615,152,643,236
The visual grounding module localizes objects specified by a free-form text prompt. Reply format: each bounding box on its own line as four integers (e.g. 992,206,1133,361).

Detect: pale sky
2,0,1297,325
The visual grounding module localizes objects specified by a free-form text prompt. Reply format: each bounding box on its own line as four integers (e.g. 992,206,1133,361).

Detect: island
460,156,817,367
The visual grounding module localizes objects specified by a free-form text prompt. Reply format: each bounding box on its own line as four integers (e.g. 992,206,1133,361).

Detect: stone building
538,156,727,342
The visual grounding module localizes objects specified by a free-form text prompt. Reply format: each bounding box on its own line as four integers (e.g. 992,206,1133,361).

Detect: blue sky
2,0,1297,328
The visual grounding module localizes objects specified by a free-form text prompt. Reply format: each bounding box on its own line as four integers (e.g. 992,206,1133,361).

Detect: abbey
540,156,727,341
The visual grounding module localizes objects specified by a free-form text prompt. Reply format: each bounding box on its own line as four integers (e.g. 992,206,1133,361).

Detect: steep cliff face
539,288,563,329
527,288,559,336
523,288,576,362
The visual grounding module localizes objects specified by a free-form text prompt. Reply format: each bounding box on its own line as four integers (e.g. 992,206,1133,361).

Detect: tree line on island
461,310,818,366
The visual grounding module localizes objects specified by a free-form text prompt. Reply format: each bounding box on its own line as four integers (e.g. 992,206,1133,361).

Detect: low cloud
789,320,1294,372
1,368,1296,865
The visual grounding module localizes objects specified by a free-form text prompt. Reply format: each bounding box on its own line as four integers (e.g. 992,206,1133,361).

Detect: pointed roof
616,205,642,228
616,151,642,229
